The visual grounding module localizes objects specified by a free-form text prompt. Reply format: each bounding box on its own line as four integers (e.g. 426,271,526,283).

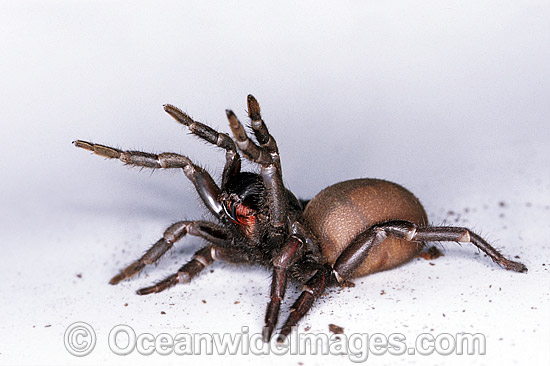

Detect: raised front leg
246,95,281,172
109,220,229,285
73,140,224,217
226,96,289,245
163,104,241,187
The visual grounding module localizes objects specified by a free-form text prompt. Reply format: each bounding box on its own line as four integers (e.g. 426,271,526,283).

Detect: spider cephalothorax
74,95,527,342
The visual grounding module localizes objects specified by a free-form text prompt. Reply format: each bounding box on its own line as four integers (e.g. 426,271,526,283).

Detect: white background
1,1,549,365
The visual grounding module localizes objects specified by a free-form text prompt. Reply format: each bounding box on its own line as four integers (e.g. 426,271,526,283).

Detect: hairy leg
109,220,228,285
263,236,304,342
333,221,527,280
277,221,527,341
277,264,334,342
136,245,251,295
163,104,241,187
225,96,288,245
73,140,224,217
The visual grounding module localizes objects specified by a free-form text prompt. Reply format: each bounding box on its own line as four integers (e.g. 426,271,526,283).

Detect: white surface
1,1,549,365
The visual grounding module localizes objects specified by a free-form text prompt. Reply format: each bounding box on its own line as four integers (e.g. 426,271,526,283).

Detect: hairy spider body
74,95,527,343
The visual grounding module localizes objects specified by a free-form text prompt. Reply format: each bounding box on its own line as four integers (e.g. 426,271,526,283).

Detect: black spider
74,95,527,342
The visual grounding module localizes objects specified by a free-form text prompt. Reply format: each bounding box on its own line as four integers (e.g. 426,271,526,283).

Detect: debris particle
418,246,443,260
161,311,166,315
202,299,207,304
45,325,51,328
76,273,82,279
234,301,240,304
329,324,344,334
429,262,435,266
304,325,311,332
499,201,506,207
124,303,128,307
341,280,355,288
380,290,386,295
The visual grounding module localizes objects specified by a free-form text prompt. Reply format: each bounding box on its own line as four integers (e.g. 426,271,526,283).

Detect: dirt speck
341,280,355,288
329,324,344,334
418,246,443,260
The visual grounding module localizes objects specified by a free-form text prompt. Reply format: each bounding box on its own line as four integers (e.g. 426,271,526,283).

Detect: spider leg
332,221,528,281
277,221,527,341
164,104,241,187
73,140,224,217
109,220,228,285
263,236,304,342
226,98,288,243
136,245,250,295
277,264,334,342
246,94,281,171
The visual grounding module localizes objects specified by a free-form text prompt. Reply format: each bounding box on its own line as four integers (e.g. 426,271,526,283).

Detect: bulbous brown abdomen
303,179,428,278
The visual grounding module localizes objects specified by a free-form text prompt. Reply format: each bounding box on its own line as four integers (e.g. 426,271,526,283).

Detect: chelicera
74,95,527,342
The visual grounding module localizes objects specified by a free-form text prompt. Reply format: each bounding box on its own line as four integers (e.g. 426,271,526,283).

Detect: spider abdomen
303,178,428,278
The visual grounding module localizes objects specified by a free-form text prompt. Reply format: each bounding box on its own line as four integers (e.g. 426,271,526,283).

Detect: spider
74,95,527,342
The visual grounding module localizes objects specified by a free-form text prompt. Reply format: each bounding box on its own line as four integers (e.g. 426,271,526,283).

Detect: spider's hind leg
277,221,527,341
331,221,527,281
